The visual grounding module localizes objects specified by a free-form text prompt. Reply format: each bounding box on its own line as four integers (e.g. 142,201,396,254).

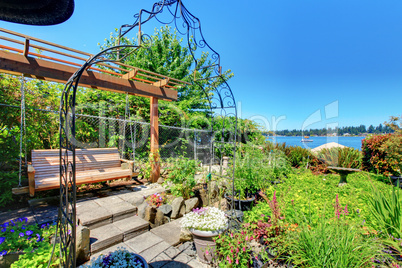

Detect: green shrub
285,146,313,168
164,157,201,199
288,218,380,267
366,183,402,257
317,147,362,169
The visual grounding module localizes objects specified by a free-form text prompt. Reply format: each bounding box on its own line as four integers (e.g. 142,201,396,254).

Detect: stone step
77,198,137,230
90,215,149,254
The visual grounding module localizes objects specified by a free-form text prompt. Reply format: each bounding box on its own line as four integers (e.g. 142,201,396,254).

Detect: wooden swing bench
12,148,139,197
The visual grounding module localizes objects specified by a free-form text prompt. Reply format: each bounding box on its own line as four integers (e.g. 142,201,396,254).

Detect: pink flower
236,247,239,253
243,247,246,252
230,233,233,238
230,249,233,253
245,236,248,241
236,259,239,265
228,258,232,264
227,256,230,261
205,250,209,256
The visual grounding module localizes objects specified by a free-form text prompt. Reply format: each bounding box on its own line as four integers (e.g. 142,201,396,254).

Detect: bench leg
28,172,35,197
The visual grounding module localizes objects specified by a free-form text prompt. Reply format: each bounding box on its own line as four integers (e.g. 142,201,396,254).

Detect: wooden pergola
0,27,190,183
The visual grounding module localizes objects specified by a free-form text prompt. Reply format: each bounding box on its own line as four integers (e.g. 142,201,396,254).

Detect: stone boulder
144,206,157,224
171,197,184,219
137,202,148,219
158,204,172,216
150,209,165,228
179,229,193,242
184,197,199,214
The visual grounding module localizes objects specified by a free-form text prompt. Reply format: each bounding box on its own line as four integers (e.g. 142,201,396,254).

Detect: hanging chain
121,94,129,159
18,76,26,187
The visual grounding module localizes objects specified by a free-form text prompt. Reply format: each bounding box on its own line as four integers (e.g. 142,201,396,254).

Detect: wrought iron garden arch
58,0,238,266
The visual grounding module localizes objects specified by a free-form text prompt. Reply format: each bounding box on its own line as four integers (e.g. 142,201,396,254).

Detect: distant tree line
271,124,393,136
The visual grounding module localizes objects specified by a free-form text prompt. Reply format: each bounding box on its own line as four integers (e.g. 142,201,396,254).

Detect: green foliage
284,145,312,168
316,147,362,169
164,157,201,199
11,241,60,268
252,170,390,226
0,124,21,206
0,218,60,268
288,217,380,267
366,183,402,256
233,144,292,199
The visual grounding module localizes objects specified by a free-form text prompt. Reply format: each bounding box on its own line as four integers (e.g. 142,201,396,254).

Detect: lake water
266,136,366,150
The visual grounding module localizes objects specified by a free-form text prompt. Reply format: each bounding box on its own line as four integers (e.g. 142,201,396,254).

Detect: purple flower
0,250,6,256
26,230,33,236
40,224,46,229
19,233,24,237
1,228,5,233
21,226,26,230
0,237,5,244
27,236,32,240
2,223,9,228
102,254,111,266
10,229,14,233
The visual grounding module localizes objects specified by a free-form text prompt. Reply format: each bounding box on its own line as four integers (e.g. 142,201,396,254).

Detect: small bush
285,146,312,168
163,157,200,199
362,134,395,176
317,147,362,169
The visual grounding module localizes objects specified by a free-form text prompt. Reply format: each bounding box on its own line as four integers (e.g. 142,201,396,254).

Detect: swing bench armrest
120,159,134,164
27,164,35,197
28,164,35,173
120,159,134,172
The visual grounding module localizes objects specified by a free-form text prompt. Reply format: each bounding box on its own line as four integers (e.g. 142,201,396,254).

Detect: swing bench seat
13,148,138,196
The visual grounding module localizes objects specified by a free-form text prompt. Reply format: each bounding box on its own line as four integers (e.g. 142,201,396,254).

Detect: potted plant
225,151,260,211
82,248,148,268
181,207,228,263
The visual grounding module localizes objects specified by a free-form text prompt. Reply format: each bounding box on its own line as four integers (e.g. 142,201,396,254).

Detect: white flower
181,207,228,231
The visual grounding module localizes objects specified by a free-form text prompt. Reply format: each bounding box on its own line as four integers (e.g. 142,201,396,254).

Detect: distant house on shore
343,133,351,136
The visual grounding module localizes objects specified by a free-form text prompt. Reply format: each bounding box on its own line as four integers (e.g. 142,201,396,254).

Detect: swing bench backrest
27,148,135,197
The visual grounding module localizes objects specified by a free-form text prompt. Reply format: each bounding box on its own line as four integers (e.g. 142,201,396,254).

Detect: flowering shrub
0,218,55,255
82,248,146,268
214,230,253,267
145,192,166,208
181,207,228,232
362,134,394,175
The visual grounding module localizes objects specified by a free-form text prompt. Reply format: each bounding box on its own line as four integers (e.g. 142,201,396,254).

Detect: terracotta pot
190,229,224,264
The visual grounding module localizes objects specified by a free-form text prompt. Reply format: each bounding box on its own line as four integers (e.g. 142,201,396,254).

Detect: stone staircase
76,190,157,254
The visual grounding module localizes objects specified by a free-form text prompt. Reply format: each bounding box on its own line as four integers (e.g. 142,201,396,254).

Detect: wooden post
150,97,160,182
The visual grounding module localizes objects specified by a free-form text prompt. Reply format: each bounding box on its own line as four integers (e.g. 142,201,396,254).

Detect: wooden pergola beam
0,50,178,101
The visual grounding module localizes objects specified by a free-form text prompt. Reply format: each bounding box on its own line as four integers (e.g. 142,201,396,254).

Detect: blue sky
1,0,402,131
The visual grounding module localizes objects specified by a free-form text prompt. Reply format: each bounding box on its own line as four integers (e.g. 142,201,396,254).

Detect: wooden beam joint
153,78,169,88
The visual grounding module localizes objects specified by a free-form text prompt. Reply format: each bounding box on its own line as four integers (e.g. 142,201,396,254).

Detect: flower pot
224,193,255,211
0,251,24,268
391,176,402,188
190,229,223,264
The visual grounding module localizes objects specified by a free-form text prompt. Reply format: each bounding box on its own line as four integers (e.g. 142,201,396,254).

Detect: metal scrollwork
117,0,238,226
57,1,239,266
58,45,140,267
